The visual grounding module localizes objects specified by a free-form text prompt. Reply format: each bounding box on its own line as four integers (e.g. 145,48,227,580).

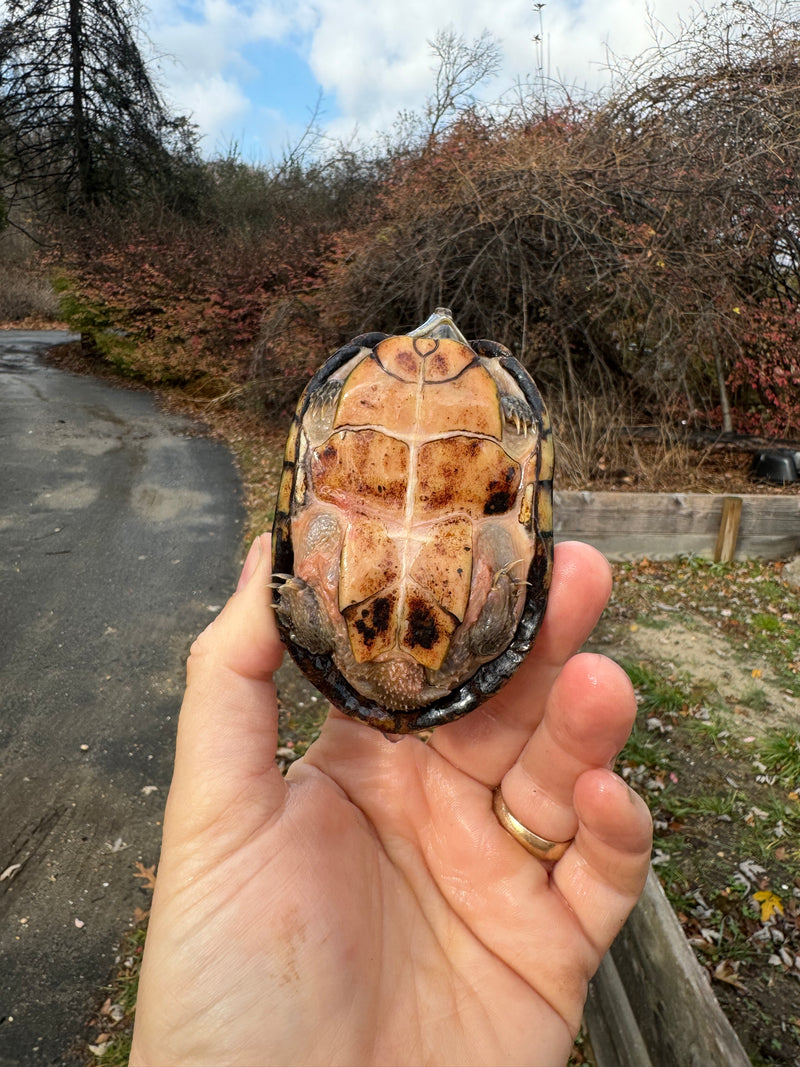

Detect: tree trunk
713,341,734,434
68,0,93,203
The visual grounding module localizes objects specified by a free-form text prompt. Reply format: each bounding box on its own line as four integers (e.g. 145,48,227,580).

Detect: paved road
0,332,246,1065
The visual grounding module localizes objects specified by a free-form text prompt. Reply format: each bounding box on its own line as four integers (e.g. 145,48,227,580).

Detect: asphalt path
0,332,246,1065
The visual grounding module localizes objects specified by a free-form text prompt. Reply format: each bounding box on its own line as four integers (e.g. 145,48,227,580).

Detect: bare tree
599,0,800,429
425,28,502,141
0,0,197,212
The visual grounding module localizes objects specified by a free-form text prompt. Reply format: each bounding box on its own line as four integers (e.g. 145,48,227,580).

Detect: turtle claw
501,394,533,436
306,378,343,420
496,559,525,584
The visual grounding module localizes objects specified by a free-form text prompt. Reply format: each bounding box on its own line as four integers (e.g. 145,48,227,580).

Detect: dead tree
0,0,196,213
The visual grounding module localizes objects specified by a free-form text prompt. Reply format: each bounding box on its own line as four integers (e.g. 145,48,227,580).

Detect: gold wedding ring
492,785,572,862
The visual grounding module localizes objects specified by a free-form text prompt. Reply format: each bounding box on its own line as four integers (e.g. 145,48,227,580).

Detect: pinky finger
554,769,652,956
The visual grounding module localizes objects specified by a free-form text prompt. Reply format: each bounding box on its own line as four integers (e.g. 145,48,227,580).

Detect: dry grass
551,386,703,491
0,226,61,322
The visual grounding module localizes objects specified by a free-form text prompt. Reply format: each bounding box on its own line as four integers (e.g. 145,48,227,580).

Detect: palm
131,539,651,1067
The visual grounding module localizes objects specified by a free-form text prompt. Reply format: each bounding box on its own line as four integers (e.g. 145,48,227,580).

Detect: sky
141,0,701,163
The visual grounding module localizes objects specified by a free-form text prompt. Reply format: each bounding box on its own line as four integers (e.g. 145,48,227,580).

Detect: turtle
271,308,554,734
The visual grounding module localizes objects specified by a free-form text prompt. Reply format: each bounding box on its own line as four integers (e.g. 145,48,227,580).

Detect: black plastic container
750,450,799,484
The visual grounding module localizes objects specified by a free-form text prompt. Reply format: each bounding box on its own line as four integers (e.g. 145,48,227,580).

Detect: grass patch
82,917,148,1064
0,225,61,322
758,729,800,788
740,684,770,713
623,660,693,715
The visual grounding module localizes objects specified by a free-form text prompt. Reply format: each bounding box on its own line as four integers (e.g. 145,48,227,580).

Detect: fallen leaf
133,906,150,923
753,890,784,922
713,959,747,991
133,862,157,890
739,859,767,884
0,863,22,881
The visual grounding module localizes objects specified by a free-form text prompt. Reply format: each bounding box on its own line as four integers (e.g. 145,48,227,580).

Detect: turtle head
409,307,469,346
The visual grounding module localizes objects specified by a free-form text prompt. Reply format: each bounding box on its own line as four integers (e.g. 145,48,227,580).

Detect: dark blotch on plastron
484,466,518,514
353,595,393,649
404,598,440,650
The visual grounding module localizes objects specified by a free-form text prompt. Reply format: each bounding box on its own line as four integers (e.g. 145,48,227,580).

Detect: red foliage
727,301,800,436
57,209,335,391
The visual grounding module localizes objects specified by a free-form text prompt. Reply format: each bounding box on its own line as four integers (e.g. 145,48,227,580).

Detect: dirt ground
611,616,797,732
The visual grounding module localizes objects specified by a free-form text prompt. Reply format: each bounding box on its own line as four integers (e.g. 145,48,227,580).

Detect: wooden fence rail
584,870,751,1066
554,490,799,561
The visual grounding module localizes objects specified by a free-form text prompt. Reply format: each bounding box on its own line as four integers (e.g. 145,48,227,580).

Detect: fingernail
607,750,622,771
237,535,263,592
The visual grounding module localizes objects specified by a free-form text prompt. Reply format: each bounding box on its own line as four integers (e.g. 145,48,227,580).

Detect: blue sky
143,0,699,162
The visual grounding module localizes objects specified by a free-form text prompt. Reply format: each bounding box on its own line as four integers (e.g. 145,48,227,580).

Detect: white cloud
305,0,696,149
143,0,703,159
145,0,310,151
179,74,252,152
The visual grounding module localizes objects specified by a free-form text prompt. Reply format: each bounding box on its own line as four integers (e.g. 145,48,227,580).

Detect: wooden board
554,491,800,560
584,868,751,1066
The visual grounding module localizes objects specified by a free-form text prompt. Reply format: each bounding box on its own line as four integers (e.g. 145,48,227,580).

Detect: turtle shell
272,309,553,733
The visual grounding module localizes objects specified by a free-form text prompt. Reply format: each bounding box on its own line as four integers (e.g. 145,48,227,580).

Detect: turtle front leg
274,576,336,655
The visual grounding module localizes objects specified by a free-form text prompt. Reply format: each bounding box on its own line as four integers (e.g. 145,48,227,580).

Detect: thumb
164,533,287,845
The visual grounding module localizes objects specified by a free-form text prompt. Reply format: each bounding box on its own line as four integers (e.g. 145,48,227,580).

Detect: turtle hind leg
274,576,336,655
467,568,520,659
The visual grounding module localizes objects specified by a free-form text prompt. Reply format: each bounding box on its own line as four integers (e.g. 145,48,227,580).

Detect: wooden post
713,496,743,563
583,952,655,1067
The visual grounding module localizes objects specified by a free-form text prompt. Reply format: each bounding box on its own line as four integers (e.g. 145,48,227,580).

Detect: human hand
130,535,651,1067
